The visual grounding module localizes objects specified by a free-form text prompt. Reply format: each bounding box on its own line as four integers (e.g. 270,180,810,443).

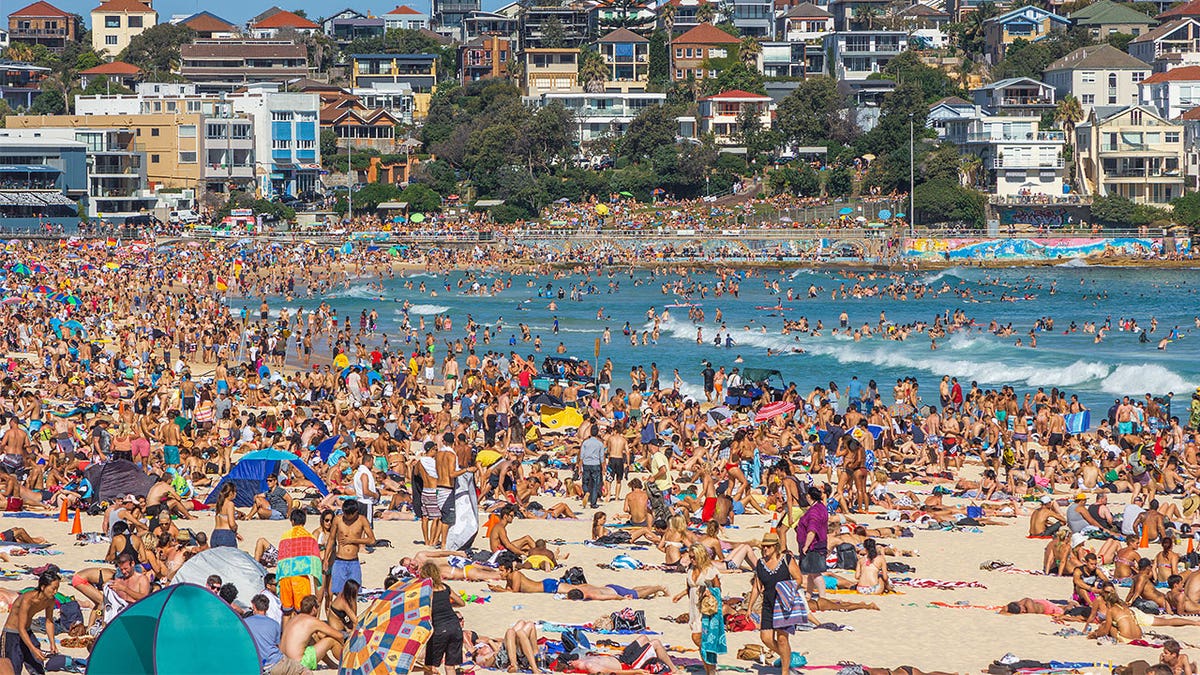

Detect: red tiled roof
1178,106,1200,120
92,0,153,13
181,12,236,32
673,23,739,44
705,89,770,99
386,5,423,14
9,1,71,17
81,61,142,74
251,9,319,29
1158,0,1200,21
1142,65,1200,83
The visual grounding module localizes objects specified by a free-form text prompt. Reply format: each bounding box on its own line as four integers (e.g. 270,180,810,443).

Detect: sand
4,476,1191,674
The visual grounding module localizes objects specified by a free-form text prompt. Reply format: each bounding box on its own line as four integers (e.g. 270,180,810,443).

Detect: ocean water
275,265,1200,413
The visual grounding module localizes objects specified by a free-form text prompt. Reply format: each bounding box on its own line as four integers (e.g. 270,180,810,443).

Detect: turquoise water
287,264,1200,413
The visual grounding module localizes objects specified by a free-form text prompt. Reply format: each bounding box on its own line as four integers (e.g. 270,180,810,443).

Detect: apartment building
535,91,666,142
384,5,430,30
1139,65,1200,119
942,108,1067,197
597,28,649,92
778,3,833,43
1043,45,1149,116
824,31,908,80
1076,104,1185,204
459,35,511,83
1129,18,1200,68
698,89,772,145
761,42,825,78
349,54,438,119
971,77,1056,117
520,3,594,50
0,60,50,109
175,11,238,38
1069,0,1155,41
180,40,309,94
523,48,580,97
247,9,319,38
91,0,157,57
432,0,479,37
0,131,85,229
723,0,773,38
7,1,77,53
671,23,739,82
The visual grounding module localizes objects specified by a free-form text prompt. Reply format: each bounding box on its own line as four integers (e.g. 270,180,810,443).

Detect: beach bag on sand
737,644,765,661
561,566,587,585
611,608,646,631
834,543,857,570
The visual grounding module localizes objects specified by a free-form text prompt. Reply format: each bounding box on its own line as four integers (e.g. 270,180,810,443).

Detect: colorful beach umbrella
62,295,80,306
339,578,433,675
878,209,892,219
837,207,854,216
754,400,796,424
9,263,31,276
30,263,48,274
32,285,51,294
410,213,425,223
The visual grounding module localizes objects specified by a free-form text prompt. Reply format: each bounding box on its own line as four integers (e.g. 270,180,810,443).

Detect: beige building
523,48,580,97
1075,104,1185,205
91,0,157,57
10,113,202,191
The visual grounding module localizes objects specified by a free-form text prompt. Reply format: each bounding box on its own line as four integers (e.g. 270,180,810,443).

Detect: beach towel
700,586,726,665
276,525,322,585
891,578,986,590
446,472,480,551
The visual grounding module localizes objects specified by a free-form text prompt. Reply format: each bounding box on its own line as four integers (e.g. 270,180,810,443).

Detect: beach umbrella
595,204,609,216
0,297,21,305
410,213,426,223
878,209,892,219
339,578,433,675
32,285,51,294
316,435,342,462
652,188,665,195
619,191,634,198
779,216,793,223
754,400,796,424
896,212,906,219
64,319,85,335
9,263,30,276
62,295,80,306
706,406,733,426
837,207,853,216
88,584,260,675
341,242,354,255
30,263,48,274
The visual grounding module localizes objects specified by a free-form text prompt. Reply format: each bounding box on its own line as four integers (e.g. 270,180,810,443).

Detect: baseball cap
1039,495,1052,504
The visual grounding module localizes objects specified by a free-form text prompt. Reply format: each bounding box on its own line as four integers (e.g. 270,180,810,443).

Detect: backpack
560,566,587,585
835,542,858,570
610,608,646,632
646,484,671,524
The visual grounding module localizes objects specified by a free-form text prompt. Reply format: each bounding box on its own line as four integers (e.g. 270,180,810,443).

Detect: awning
473,199,505,208
36,192,77,206
0,164,60,173
299,164,321,170
376,201,408,210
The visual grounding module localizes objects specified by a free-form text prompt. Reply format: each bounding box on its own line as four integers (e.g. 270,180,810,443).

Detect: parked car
168,209,199,225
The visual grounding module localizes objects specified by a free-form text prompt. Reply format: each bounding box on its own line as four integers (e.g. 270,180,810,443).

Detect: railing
1104,169,1184,178
999,96,1053,106
991,156,1065,169
988,194,1092,205
965,131,1063,142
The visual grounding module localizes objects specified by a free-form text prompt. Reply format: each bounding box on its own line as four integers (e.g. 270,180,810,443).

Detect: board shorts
330,558,361,595
801,549,828,575
131,438,150,458
607,457,626,482
163,445,180,465
279,575,313,612
301,646,318,670
421,489,442,520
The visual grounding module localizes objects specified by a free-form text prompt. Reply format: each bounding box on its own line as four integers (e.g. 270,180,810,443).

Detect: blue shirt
244,614,284,667
846,379,863,401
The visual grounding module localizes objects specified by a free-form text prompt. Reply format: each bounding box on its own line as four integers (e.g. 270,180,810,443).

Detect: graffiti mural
903,237,1191,260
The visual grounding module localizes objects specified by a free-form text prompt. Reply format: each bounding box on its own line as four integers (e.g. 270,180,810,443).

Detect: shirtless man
413,442,440,546
2,568,59,675
157,410,183,469
109,553,152,605
1028,496,1066,536
146,476,193,520
1001,598,1080,615
605,425,630,502
1135,503,1167,546
488,506,535,556
487,563,666,600
323,500,375,600
623,479,651,528
435,433,463,548
1,418,28,464
1127,559,1171,612
282,595,343,670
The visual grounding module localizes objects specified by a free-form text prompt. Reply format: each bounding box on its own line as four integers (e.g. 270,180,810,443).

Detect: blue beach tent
205,449,329,508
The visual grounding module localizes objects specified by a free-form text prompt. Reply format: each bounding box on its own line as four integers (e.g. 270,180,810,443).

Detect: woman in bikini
659,514,693,569
211,482,239,548
854,538,889,595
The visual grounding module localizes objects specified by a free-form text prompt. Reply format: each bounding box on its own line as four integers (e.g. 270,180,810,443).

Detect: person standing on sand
2,568,60,675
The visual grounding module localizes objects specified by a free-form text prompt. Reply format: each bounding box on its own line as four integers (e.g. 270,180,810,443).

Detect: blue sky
27,0,512,28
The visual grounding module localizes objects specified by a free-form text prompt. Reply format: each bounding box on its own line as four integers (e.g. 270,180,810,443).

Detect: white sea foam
1100,364,1195,395
406,304,450,315
1056,258,1090,268
326,285,383,300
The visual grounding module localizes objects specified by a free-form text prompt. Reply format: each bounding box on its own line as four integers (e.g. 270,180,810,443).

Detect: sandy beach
6,470,1190,674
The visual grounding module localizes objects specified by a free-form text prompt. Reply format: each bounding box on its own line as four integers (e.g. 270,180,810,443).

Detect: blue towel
700,587,727,665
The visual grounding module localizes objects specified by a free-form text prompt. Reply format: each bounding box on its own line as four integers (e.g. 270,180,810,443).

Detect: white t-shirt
1121,504,1145,536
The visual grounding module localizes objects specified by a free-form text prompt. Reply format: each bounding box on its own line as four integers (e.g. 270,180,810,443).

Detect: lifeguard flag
215,276,228,292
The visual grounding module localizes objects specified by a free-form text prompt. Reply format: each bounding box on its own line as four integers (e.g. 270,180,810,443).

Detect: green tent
88,583,261,675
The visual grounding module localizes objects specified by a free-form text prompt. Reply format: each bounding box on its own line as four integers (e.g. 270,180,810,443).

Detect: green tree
81,77,132,96
696,3,717,23
320,129,339,160
621,103,682,160
120,24,196,77
349,182,403,212
1055,94,1084,142
540,17,567,48
1107,32,1134,51
704,61,764,95
1171,192,1200,227
878,50,963,104
648,29,670,88
30,89,65,115
923,143,964,183
0,100,12,127
913,179,986,226
827,165,853,198
399,183,443,212
774,76,854,146
412,159,458,194
578,48,608,93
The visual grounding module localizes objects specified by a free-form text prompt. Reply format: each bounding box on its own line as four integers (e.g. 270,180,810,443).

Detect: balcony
11,28,69,37
997,96,1053,106
966,130,1064,142
1099,143,1179,155
992,156,1065,169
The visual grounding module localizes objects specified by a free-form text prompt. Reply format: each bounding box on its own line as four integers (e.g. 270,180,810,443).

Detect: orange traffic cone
1189,538,1195,555
70,508,82,535
1140,526,1150,549
58,499,69,522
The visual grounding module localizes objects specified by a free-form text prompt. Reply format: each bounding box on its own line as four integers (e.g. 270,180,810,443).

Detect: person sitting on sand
1089,590,1200,642
281,595,344,670
1160,639,1196,675
489,506,536,556
467,620,545,673
567,636,679,674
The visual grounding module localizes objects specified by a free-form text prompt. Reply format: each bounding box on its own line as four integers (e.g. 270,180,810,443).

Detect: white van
169,209,200,225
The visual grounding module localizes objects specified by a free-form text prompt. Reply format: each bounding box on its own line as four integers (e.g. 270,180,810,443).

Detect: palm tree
579,49,609,92
508,59,525,86
1055,94,1084,145
738,36,761,68
660,2,677,33
4,44,35,63
696,1,717,24
959,153,983,188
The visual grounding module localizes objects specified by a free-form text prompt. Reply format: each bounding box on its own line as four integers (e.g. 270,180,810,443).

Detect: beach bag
737,644,765,661
609,554,643,570
560,566,587,585
835,543,858,570
610,608,646,632
771,580,810,628
698,585,718,616
596,531,632,545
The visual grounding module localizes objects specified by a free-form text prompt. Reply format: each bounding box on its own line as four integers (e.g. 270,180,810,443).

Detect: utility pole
347,138,352,222
909,117,915,236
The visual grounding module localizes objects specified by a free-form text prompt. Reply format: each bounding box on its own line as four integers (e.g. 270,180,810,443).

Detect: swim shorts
606,584,638,599
542,578,559,593
163,445,180,465
330,558,361,595
301,645,318,670
421,489,441,520
279,575,313,612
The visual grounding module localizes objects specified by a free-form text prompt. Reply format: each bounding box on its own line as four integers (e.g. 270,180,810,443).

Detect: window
1167,132,1181,143
1082,93,1095,104
105,35,118,45
272,112,293,122
1131,109,1143,125
674,48,683,58
104,15,120,27
150,154,160,163
297,140,315,149
128,15,142,27
166,102,176,112
676,69,684,78
178,125,196,138
708,48,726,59
272,140,292,149
1108,73,1117,88
187,101,201,112
1081,71,1096,84
151,128,160,136
179,151,197,163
